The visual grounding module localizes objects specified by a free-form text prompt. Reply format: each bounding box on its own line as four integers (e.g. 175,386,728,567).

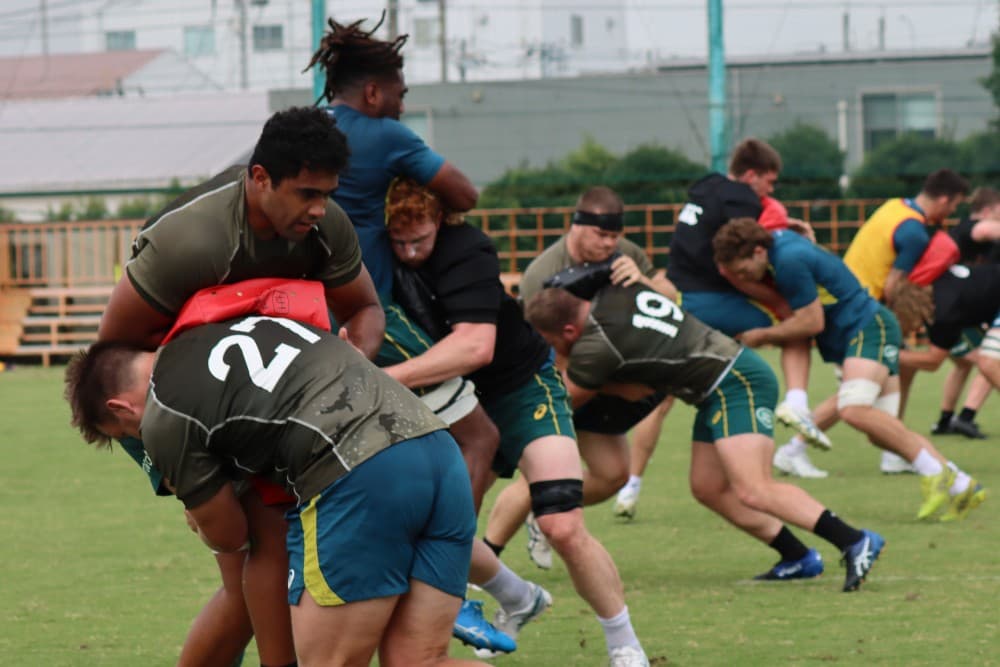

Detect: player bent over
526,276,884,592
65,316,487,667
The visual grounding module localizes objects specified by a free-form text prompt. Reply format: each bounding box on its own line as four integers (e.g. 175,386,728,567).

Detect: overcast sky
628,0,998,59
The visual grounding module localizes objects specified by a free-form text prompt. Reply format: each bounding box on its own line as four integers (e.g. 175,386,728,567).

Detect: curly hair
890,280,935,336
385,177,463,228
711,217,773,265
304,15,407,103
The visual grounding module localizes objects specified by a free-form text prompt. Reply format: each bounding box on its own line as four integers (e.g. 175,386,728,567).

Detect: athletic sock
784,388,809,412
813,509,864,552
782,436,807,456
483,537,505,557
958,407,977,423
936,410,954,429
482,562,533,611
949,470,972,496
622,475,642,493
597,605,642,654
768,525,810,562
913,449,944,476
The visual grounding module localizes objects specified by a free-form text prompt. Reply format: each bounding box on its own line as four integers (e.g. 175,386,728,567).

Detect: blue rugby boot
842,529,885,592
754,548,824,581
453,599,516,654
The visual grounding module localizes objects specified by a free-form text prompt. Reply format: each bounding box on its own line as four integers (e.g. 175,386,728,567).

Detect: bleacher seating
0,286,112,366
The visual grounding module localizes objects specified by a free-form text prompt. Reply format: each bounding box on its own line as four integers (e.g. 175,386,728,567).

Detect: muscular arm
899,344,949,372
426,161,478,212
610,256,679,300
98,275,174,347
324,264,384,360
186,484,250,553
718,266,793,319
740,298,824,347
971,219,1000,242
882,268,908,305
383,321,496,389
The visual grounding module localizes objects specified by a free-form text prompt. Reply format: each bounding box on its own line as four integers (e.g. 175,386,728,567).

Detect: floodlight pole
707,0,728,173
311,0,327,103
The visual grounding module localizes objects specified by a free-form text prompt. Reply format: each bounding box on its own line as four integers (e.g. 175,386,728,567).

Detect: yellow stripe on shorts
713,387,730,438
301,494,345,606
729,367,758,434
875,312,887,365
533,367,562,435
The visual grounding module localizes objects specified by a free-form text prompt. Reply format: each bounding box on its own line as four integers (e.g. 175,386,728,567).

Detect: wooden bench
1,287,112,365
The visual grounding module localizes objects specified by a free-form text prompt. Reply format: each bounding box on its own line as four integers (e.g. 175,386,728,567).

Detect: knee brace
529,479,583,518
837,378,882,410
981,328,1000,360
873,391,900,418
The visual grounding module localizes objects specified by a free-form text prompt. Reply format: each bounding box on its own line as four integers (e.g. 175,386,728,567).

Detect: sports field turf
1,354,996,666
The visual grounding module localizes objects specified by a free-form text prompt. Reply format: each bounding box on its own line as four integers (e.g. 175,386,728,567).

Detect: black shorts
573,393,667,435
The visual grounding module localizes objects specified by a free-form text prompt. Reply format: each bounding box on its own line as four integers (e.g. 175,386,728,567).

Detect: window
862,91,937,152
413,17,437,48
105,30,136,51
252,24,283,52
570,15,584,47
184,26,215,57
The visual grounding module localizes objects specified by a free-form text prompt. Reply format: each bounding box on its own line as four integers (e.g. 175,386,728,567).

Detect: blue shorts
693,349,778,442
677,290,777,337
845,304,902,375
480,354,576,478
286,430,475,606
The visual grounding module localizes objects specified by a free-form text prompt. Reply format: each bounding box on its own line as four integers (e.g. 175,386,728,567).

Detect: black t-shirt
926,264,1000,349
667,173,762,292
393,224,552,399
950,216,1000,265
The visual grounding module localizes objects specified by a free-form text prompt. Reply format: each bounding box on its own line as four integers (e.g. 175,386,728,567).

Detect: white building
0,0,635,90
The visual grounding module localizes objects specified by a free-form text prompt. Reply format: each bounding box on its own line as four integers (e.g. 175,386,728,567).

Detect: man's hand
787,218,817,243
610,255,645,287
738,328,770,348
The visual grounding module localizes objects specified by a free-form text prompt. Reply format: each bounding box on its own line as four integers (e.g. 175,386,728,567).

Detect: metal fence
0,199,895,288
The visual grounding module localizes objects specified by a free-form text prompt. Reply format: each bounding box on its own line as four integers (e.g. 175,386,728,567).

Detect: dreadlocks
304,15,408,103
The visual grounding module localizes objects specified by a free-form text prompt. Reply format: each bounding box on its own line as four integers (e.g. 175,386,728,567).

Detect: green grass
1,357,997,666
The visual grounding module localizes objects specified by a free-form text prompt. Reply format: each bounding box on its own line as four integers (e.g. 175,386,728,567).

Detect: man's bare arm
98,276,174,348
899,345,949,372
384,322,497,389
186,484,250,553
740,298,824,348
325,264,385,360
426,161,478,212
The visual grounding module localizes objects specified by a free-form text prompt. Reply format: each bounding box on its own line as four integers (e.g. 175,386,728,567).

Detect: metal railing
0,199,896,288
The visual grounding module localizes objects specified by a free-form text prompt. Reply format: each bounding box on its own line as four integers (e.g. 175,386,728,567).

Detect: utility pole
236,0,249,90
311,0,326,102
707,0,727,172
387,0,399,40
40,0,49,56
437,0,447,82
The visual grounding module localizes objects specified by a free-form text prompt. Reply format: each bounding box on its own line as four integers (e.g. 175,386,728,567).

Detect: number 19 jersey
567,284,742,405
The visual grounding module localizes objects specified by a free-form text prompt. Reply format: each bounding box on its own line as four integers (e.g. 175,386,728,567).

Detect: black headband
572,210,624,232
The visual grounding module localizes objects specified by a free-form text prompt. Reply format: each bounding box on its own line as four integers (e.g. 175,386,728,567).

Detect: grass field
0,355,997,666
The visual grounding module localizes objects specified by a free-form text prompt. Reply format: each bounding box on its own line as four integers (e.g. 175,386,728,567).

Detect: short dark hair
712,217,773,265
247,107,350,186
921,169,969,199
576,186,624,214
968,186,1000,214
524,287,585,335
305,16,407,102
64,342,144,448
729,138,782,177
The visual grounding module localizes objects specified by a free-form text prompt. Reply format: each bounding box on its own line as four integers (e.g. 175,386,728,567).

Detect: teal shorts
692,348,778,443
375,299,435,368
845,304,902,375
118,437,170,496
949,327,985,358
286,430,475,606
480,354,576,478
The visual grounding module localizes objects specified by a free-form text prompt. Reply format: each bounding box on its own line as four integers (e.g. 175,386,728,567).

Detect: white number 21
207,317,320,392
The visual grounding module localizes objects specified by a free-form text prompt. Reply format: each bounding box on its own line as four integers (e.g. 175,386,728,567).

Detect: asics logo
852,538,873,575
775,563,802,577
678,203,703,225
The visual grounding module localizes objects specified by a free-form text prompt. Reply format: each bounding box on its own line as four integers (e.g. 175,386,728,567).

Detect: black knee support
529,478,583,517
